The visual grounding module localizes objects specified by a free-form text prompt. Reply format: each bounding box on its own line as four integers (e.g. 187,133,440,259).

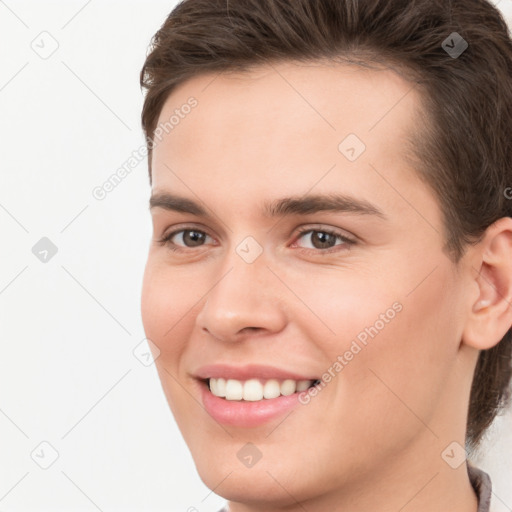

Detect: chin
189,439,328,507
195,462,309,507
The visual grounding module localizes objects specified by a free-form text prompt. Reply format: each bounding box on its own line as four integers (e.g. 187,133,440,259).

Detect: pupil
184,230,205,247
312,231,335,249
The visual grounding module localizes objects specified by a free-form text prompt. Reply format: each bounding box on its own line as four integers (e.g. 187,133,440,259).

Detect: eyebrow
149,192,387,220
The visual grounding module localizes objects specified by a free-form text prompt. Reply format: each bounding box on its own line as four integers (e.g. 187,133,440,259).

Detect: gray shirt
468,463,493,512
217,463,492,512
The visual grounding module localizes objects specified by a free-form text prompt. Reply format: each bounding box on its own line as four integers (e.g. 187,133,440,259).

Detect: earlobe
462,217,512,351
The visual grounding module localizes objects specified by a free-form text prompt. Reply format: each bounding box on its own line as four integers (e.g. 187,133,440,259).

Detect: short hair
140,0,512,451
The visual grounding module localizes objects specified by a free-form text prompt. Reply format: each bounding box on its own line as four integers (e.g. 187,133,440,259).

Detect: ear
462,217,512,350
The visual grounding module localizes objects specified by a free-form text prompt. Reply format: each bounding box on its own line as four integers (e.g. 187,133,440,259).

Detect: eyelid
159,221,213,237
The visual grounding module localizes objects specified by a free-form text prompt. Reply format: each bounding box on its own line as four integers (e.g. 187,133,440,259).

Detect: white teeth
209,377,314,401
216,378,226,397
263,379,281,399
280,379,297,396
243,379,263,401
225,379,243,400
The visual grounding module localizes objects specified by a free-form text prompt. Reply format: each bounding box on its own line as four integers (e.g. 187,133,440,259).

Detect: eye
156,226,356,254
292,227,355,253
157,228,214,251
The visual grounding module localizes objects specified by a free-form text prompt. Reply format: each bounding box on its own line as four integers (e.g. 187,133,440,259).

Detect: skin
140,60,512,512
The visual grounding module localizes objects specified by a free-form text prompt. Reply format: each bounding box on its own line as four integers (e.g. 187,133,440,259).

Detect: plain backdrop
0,1,511,511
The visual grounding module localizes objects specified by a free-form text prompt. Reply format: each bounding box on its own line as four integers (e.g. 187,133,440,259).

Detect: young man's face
141,61,478,506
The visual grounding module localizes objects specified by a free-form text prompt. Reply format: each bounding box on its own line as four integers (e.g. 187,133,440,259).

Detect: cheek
300,254,460,370
140,260,201,422
140,259,200,361
288,266,402,356
290,259,459,440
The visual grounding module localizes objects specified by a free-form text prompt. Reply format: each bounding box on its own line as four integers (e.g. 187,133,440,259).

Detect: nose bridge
196,238,286,341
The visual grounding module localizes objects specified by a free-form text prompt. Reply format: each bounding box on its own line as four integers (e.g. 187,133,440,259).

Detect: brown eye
159,229,213,249
308,231,338,249
295,229,354,252
179,230,207,247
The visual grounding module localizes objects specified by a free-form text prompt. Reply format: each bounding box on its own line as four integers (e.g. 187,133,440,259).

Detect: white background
0,1,511,511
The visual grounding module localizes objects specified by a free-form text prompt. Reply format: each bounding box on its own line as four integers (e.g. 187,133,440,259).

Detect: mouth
195,371,321,427
192,364,321,427
204,377,321,401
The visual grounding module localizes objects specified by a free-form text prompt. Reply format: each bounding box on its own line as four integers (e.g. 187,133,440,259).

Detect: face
141,61,477,506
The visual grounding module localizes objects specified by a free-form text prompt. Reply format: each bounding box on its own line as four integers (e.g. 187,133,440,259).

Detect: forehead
150,60,436,224
157,59,419,131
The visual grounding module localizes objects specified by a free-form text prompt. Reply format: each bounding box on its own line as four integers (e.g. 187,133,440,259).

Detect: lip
193,363,318,381
199,380,305,427
193,364,319,428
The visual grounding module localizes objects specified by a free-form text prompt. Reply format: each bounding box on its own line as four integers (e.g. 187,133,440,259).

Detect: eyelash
156,226,356,255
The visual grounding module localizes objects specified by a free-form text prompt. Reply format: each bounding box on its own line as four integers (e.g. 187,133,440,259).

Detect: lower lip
199,381,303,428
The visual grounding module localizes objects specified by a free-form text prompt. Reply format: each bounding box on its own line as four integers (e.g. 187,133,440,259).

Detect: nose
195,250,287,343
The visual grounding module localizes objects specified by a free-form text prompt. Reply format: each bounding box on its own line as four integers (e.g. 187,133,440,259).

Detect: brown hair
140,0,512,450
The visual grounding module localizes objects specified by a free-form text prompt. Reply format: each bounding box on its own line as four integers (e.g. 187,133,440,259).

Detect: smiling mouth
205,377,321,401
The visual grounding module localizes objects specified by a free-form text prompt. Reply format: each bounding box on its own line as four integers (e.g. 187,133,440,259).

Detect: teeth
296,380,312,392
263,379,281,399
225,379,243,400
280,379,296,396
208,377,314,401
216,378,226,397
244,379,264,401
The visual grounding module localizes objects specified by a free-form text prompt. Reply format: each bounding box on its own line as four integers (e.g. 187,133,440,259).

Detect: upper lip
193,364,318,381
